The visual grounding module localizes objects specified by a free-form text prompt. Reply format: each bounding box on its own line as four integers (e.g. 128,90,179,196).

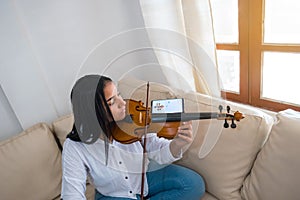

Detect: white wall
0,0,166,140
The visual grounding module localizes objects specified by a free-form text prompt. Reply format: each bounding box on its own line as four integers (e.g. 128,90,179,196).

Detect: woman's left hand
169,121,193,157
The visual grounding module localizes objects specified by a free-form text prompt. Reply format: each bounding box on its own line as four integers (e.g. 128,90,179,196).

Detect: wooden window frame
219,0,300,112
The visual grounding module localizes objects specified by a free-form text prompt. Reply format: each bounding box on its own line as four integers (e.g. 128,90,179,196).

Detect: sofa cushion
0,123,62,200
201,192,218,200
52,114,74,146
241,109,300,200
117,77,177,102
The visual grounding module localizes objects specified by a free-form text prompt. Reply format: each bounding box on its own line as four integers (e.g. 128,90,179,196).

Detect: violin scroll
218,105,244,129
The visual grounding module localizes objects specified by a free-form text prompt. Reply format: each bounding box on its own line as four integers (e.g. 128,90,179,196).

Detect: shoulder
63,138,103,157
62,138,85,156
63,137,81,147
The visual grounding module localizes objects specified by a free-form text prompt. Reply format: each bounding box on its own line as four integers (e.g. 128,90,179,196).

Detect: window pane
217,50,240,93
264,0,300,44
210,0,238,43
262,52,300,106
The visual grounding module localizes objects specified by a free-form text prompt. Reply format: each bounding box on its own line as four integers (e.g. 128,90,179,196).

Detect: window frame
218,0,300,112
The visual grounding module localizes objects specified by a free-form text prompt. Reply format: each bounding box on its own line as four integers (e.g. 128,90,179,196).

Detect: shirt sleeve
61,139,88,200
146,134,182,165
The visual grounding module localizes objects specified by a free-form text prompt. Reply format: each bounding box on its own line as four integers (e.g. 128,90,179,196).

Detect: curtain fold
139,0,220,97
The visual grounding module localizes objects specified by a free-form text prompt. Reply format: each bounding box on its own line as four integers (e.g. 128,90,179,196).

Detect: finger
177,128,193,138
178,122,192,131
182,121,192,125
176,132,193,143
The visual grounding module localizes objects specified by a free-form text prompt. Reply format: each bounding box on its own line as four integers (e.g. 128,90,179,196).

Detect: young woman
61,74,205,200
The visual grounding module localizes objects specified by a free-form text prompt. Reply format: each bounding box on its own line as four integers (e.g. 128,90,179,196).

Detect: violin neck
151,112,223,123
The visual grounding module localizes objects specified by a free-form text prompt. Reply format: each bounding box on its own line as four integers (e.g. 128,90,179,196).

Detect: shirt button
119,161,122,164
125,176,128,179
129,191,132,194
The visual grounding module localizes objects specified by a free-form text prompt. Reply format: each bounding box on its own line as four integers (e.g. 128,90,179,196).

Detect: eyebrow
106,92,120,102
106,96,115,102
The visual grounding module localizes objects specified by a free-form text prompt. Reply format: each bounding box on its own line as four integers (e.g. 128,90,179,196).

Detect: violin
112,99,244,144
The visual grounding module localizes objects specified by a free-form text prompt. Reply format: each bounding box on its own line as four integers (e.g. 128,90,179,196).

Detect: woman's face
104,82,126,121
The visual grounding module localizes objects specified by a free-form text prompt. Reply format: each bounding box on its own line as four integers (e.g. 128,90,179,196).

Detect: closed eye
107,92,121,106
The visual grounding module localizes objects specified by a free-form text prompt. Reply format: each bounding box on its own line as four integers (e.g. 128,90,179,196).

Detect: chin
115,114,126,121
120,113,126,120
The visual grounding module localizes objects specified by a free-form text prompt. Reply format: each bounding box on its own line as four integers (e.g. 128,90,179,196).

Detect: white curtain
139,0,220,97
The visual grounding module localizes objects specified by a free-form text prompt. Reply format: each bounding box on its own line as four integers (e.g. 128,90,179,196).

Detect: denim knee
180,166,205,198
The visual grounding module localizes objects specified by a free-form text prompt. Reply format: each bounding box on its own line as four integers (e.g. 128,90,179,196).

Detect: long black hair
67,74,116,164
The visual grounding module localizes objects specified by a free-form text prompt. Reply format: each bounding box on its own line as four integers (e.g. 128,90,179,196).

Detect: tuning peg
224,119,229,128
218,105,223,113
226,106,230,113
231,119,237,128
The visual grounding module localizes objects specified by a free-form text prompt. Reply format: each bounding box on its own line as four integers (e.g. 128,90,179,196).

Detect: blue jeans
95,164,205,200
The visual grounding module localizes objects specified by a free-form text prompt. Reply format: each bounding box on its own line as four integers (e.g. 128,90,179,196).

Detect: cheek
110,106,121,120
111,108,126,121
109,106,117,117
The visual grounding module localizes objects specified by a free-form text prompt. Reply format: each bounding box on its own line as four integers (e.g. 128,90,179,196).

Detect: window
211,0,300,112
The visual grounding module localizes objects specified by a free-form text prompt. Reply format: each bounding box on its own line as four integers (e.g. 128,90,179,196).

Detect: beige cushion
117,77,177,102
0,123,62,200
201,192,218,200
52,114,74,146
241,109,300,200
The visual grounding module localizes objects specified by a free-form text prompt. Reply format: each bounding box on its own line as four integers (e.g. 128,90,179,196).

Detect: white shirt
61,133,181,200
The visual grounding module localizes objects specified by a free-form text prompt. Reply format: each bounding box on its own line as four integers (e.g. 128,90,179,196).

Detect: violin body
112,99,180,144
112,99,244,144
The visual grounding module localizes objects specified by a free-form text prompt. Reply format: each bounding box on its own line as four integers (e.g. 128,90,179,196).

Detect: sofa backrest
52,114,74,146
241,109,300,200
0,123,62,200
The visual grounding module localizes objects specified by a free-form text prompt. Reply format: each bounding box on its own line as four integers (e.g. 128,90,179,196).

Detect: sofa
1,77,300,200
